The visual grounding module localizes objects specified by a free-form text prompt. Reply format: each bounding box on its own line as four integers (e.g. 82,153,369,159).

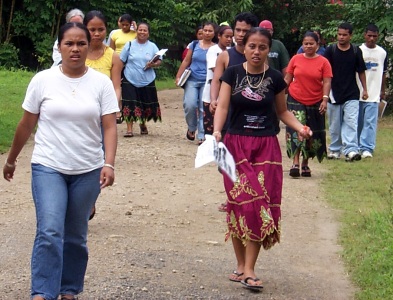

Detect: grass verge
322,115,393,299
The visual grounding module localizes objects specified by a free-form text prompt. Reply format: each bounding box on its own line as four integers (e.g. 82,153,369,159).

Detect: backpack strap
191,40,199,51
124,41,132,64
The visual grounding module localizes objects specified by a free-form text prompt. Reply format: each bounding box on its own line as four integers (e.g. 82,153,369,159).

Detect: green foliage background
1,0,393,83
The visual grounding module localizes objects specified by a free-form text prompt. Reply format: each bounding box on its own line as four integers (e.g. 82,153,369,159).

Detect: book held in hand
143,49,168,70
177,68,191,87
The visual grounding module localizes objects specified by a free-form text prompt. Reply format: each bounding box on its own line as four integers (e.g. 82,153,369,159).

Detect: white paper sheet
195,135,237,182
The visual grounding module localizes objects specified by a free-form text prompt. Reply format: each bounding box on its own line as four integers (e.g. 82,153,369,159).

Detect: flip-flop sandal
289,164,300,178
301,166,311,177
218,202,227,212
123,132,134,138
186,130,195,141
241,277,263,290
229,270,244,282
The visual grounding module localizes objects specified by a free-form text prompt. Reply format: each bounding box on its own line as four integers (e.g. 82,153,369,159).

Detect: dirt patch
0,88,355,299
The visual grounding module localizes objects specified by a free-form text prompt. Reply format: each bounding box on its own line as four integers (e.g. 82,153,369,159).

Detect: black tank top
227,47,246,67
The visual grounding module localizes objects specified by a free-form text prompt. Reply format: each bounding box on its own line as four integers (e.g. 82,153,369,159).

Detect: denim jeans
358,101,378,153
327,100,359,155
183,79,205,140
30,164,101,300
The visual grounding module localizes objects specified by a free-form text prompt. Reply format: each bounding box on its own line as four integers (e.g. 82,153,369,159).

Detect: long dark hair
84,10,108,29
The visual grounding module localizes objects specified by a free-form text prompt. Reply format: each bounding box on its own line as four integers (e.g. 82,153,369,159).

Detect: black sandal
301,166,311,177
116,112,124,124
140,124,148,135
289,164,300,178
186,129,195,141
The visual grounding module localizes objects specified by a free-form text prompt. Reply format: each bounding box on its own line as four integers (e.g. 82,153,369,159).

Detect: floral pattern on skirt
122,79,162,123
286,94,327,163
223,134,282,250
203,102,214,135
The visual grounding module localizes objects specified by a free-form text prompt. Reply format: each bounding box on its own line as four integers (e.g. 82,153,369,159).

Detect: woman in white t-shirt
3,22,118,300
202,25,233,135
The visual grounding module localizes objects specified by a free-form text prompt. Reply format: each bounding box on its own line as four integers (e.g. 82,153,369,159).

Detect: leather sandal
289,164,300,178
186,129,195,141
301,166,311,177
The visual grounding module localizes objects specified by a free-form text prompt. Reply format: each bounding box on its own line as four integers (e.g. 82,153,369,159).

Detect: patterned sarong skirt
223,133,282,250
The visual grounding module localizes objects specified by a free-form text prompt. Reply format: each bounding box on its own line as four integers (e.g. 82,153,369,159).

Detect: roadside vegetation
323,117,393,300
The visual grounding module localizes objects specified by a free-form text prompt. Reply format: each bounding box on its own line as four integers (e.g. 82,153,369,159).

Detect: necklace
59,65,88,96
88,45,105,60
245,62,266,89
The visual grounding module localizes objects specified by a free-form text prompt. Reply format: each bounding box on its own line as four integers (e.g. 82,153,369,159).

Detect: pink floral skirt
223,134,282,250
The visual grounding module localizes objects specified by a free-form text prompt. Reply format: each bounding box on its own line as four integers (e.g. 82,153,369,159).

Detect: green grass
0,70,34,153
323,116,393,299
0,69,177,153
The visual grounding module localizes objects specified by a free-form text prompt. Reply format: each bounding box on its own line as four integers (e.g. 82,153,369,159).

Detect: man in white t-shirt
357,23,388,158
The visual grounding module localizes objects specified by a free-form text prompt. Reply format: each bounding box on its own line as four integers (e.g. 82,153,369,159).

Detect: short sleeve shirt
220,64,287,136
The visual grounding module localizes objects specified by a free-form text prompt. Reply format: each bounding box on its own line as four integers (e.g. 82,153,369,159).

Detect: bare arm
319,77,331,114
111,52,123,108
212,81,231,142
210,51,228,113
284,72,293,87
275,90,312,138
175,47,193,85
100,113,117,188
3,111,39,181
110,38,116,51
358,71,368,100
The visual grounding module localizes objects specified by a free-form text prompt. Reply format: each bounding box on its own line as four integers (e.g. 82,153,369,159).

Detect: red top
287,54,332,105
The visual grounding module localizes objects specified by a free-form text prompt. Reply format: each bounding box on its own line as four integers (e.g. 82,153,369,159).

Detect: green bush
156,58,181,80
0,43,20,69
34,34,55,70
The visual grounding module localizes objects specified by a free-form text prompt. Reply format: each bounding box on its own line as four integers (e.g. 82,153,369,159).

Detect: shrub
0,43,20,69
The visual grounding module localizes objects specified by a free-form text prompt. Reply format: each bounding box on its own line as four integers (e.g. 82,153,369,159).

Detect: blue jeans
183,79,205,140
358,101,378,153
30,164,101,300
327,100,359,155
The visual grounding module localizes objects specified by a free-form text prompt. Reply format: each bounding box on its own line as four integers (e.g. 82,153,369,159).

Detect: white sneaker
345,151,361,162
361,151,373,158
327,152,340,159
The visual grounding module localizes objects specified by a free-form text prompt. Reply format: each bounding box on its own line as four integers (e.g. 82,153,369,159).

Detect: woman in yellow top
84,10,123,121
109,14,137,54
84,10,123,220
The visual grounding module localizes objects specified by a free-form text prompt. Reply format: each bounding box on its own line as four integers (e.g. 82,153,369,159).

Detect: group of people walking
3,8,163,300
177,12,387,292
2,7,387,299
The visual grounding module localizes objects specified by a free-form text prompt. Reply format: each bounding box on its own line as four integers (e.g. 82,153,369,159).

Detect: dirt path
0,89,355,299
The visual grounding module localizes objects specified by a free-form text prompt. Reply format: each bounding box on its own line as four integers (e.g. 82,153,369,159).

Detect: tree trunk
5,0,15,42
0,0,3,42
